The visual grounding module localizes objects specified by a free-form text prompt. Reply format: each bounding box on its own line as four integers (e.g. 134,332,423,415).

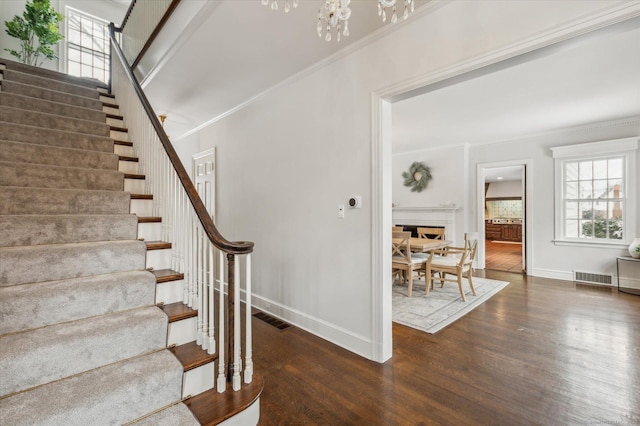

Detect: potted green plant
4,0,64,66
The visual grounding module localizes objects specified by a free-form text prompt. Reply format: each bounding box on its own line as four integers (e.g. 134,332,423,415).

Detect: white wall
468,118,640,282
486,181,522,198
392,145,466,244
0,0,127,71
166,1,638,360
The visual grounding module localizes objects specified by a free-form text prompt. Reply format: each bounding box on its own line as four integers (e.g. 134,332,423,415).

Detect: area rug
393,277,509,334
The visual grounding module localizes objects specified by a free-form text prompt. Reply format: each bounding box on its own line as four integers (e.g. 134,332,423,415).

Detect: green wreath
402,162,432,193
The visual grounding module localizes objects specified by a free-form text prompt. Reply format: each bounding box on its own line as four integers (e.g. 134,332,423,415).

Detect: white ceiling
141,2,640,148
143,0,427,140
484,166,522,183
392,20,640,153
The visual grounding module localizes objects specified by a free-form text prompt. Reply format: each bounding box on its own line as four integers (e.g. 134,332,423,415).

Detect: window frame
64,6,110,83
551,137,638,248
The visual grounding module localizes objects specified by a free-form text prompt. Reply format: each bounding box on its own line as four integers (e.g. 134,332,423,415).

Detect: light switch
337,205,345,219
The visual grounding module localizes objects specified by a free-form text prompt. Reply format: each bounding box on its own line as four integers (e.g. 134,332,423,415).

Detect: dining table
392,237,452,253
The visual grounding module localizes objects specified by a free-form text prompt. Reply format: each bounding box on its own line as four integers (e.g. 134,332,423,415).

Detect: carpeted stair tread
1,68,100,99
0,240,147,286
0,79,105,110
0,214,138,247
0,161,124,190
0,106,110,137
0,91,106,122
0,187,131,215
128,402,200,425
0,140,119,170
0,122,113,152
1,306,169,395
0,57,107,89
0,270,156,334
0,350,184,426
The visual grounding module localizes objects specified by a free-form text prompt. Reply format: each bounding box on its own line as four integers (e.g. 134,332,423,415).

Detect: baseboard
250,294,374,360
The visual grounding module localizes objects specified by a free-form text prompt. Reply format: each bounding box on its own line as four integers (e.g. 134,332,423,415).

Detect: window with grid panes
66,8,109,83
552,138,638,246
563,157,624,240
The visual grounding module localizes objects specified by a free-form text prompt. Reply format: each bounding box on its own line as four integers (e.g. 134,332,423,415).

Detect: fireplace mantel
392,206,460,242
393,206,459,212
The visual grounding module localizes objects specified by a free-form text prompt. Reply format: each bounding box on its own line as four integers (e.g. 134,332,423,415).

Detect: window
66,8,109,83
552,138,638,246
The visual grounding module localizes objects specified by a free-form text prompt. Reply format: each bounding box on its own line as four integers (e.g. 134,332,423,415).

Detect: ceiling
140,2,640,148
143,0,428,140
392,19,640,153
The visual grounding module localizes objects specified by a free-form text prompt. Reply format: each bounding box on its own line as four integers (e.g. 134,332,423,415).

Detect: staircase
0,59,261,425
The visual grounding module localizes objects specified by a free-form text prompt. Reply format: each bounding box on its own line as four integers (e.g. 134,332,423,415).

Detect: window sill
552,240,629,249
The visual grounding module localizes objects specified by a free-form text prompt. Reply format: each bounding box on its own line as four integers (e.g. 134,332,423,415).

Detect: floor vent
573,271,612,285
253,311,291,331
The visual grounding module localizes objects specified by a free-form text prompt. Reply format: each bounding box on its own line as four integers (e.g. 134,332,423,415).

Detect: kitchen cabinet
485,222,502,240
485,222,522,242
502,224,522,242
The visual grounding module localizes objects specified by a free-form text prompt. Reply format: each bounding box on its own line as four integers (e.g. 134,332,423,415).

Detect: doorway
482,165,525,273
192,148,216,221
476,161,532,274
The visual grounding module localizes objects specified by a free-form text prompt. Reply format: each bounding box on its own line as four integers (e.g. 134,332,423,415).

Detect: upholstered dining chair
392,231,427,297
424,232,478,301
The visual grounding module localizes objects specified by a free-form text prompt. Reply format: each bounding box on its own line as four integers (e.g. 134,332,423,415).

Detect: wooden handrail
119,0,137,31
131,0,181,70
108,23,254,255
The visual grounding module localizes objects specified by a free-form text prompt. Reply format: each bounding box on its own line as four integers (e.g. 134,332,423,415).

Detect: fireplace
392,206,458,242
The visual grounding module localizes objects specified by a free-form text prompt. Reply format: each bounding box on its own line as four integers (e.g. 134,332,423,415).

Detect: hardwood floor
253,271,640,425
485,239,523,273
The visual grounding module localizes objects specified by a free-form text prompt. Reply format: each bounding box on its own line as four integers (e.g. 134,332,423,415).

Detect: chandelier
261,0,298,13
262,0,415,42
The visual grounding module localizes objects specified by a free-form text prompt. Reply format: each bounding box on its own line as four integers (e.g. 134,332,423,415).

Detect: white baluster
244,253,253,384
217,249,226,393
208,244,216,354
233,256,242,391
196,225,203,346
201,238,210,352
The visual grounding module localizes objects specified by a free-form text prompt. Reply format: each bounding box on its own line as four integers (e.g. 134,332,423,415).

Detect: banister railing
119,0,181,70
108,20,254,391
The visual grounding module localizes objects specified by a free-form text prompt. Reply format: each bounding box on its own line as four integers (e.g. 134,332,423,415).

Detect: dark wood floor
253,270,640,425
485,239,523,273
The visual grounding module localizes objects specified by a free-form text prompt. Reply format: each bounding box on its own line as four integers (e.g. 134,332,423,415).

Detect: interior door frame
476,159,533,273
192,147,216,221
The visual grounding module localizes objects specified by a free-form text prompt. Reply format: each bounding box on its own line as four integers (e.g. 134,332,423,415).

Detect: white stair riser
103,105,119,115
167,317,196,346
146,248,173,270
219,398,260,426
114,145,134,157
111,130,128,140
119,160,139,174
138,222,162,242
99,95,114,103
125,178,145,193
97,87,108,94
107,117,124,127
182,362,215,398
130,199,153,216
155,279,184,305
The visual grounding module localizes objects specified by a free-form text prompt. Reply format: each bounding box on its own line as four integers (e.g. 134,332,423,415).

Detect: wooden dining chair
417,227,445,240
413,227,446,259
392,231,427,297
392,226,404,232
424,232,478,301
